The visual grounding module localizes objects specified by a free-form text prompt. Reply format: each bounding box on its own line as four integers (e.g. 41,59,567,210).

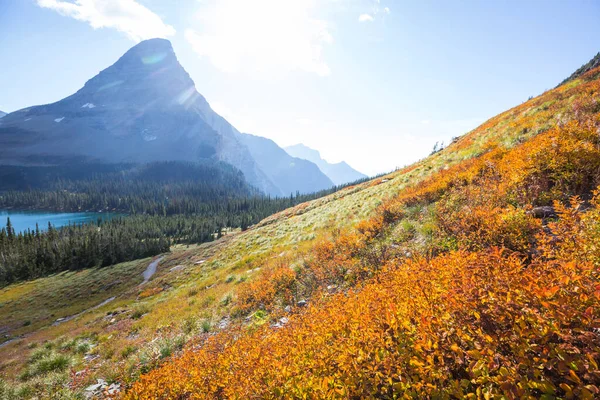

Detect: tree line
0,162,375,286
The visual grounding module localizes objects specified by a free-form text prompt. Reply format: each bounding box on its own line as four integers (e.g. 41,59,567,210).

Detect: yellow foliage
123,67,600,399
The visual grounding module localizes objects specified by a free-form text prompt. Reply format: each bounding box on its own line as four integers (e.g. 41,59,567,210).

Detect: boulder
531,206,557,219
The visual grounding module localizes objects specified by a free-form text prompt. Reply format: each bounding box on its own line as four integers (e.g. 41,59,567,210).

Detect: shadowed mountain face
0,111,6,118
240,134,334,196
285,143,367,185
0,39,332,196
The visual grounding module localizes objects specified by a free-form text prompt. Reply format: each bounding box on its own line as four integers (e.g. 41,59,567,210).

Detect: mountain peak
286,143,322,161
119,38,176,65
73,37,194,108
285,143,367,185
132,37,173,50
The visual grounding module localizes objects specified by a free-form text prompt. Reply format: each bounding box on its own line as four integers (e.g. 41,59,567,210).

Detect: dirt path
141,256,164,285
52,296,117,326
1,296,117,347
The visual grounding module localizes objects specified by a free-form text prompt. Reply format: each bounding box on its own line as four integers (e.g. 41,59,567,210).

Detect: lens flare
142,52,167,65
176,86,197,108
97,80,124,92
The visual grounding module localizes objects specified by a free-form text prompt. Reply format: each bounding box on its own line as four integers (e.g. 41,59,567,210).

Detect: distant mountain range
240,134,333,195
0,111,6,119
0,39,333,196
285,144,367,185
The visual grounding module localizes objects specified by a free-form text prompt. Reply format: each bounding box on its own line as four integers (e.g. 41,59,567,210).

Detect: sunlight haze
1,0,599,174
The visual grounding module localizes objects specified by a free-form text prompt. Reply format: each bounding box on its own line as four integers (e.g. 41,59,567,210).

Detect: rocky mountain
285,143,367,185
0,110,6,118
240,134,333,196
0,39,332,196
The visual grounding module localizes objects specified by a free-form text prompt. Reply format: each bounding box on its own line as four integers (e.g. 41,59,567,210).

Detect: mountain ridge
285,143,367,185
240,134,334,196
559,51,600,86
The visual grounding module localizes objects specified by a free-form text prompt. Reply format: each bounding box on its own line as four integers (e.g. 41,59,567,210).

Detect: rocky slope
559,51,600,86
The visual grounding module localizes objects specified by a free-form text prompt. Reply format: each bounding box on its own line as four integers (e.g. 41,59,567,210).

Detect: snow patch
81,103,96,109
54,117,65,123
24,118,32,121
142,129,157,141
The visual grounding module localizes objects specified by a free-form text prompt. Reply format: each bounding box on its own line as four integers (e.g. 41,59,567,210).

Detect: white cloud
358,14,374,22
296,118,315,125
358,1,390,23
185,0,332,77
36,0,175,42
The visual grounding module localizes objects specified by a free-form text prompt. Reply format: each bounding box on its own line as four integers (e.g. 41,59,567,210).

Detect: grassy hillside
1,64,600,399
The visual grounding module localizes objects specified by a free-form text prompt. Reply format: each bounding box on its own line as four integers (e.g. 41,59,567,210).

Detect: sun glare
185,0,332,77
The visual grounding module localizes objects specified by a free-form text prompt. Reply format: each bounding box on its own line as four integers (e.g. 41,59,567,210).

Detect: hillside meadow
1,66,600,399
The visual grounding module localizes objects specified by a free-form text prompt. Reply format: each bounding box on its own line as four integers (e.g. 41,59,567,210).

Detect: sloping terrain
124,60,600,398
1,59,600,399
560,52,600,86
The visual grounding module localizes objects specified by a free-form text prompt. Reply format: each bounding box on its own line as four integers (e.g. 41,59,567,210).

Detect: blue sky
1,0,599,175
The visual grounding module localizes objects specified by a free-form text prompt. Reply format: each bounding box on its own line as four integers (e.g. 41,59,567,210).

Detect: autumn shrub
236,263,297,313
125,245,600,399
124,68,600,399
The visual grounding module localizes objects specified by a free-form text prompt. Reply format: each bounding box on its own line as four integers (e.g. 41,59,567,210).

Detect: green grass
0,258,150,340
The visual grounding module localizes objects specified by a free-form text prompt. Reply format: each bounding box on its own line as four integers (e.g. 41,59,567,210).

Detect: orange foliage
124,68,600,399
126,243,600,398
236,264,297,313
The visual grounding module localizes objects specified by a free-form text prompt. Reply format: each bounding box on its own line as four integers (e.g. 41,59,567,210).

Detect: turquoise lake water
0,210,120,233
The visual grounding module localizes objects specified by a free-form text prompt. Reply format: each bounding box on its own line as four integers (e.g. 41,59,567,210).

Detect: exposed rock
217,317,230,330
85,379,108,398
170,265,186,272
273,317,289,329
106,383,121,396
297,300,307,307
284,305,292,313
83,354,99,363
559,52,600,87
531,206,557,219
